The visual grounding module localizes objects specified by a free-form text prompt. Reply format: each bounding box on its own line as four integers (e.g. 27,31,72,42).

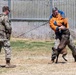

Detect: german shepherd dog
52,47,67,63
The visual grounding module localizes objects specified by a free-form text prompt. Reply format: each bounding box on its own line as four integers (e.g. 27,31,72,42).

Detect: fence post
50,0,52,15
8,0,11,19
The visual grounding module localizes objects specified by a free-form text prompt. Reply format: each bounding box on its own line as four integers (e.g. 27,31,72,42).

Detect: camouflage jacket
0,13,12,40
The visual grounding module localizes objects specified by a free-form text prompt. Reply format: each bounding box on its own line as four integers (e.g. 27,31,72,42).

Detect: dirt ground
0,50,76,75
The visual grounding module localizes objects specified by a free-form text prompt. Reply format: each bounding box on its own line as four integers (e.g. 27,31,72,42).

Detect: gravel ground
0,51,76,75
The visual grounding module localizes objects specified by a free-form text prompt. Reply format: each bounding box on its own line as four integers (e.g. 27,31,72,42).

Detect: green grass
10,39,76,53
11,40,54,51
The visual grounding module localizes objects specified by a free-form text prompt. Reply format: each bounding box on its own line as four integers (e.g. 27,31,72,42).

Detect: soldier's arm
4,16,12,33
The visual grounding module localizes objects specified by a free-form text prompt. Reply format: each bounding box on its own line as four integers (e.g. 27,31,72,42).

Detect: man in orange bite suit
49,7,76,63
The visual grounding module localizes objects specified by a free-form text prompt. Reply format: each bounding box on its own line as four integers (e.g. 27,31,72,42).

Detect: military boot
5,58,16,68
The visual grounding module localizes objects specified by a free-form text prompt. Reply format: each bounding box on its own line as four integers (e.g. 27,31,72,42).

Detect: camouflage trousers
0,39,11,60
51,29,76,61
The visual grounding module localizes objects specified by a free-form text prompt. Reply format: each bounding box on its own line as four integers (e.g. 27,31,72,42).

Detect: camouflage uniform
0,13,12,60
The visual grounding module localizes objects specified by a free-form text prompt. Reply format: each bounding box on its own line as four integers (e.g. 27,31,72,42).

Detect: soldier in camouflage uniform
0,6,16,68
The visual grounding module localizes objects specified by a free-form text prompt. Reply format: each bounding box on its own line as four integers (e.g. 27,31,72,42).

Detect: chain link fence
0,0,76,39
10,0,51,21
